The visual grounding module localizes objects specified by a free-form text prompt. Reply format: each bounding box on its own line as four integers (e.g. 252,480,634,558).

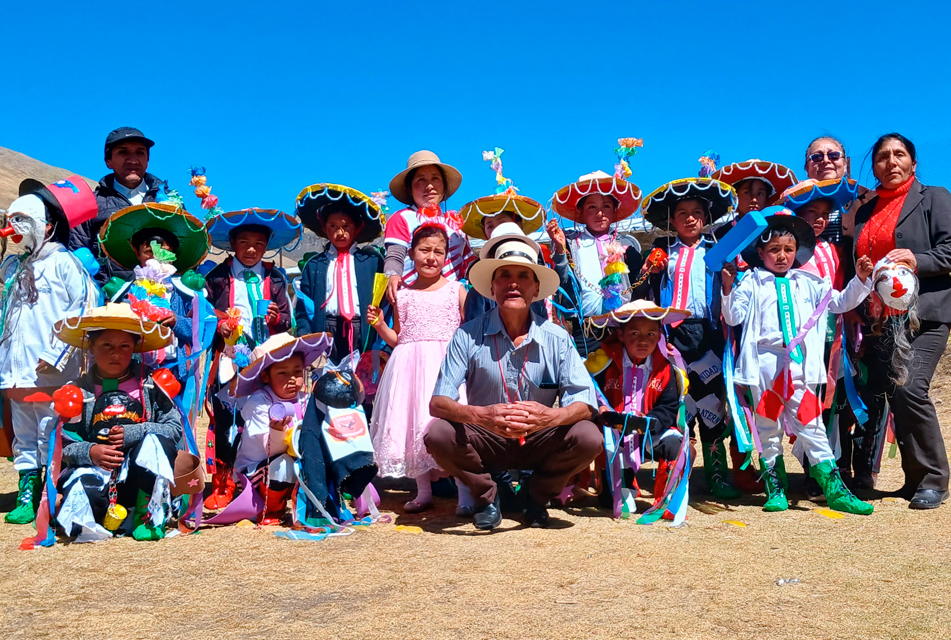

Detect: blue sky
4,0,951,219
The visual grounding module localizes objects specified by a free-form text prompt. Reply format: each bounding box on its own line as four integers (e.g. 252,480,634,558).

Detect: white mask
873,257,918,311
6,194,48,252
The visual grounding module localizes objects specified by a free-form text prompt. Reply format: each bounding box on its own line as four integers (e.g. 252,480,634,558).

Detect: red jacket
599,337,680,433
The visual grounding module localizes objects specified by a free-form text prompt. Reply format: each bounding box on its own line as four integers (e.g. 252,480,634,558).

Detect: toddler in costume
721,210,875,514
368,224,469,514
231,333,332,525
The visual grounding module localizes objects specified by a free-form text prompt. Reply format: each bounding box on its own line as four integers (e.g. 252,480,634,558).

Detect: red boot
205,468,236,510
730,440,764,494
258,484,291,526
652,459,675,521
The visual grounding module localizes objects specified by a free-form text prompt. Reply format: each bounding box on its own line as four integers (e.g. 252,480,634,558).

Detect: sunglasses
808,151,844,163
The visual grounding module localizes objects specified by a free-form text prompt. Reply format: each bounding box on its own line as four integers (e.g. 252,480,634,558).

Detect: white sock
413,472,433,504
456,478,474,508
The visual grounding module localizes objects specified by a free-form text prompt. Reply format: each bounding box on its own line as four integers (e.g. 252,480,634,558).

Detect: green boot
773,455,789,492
5,469,41,525
701,440,741,500
132,489,166,541
810,460,874,515
762,459,789,512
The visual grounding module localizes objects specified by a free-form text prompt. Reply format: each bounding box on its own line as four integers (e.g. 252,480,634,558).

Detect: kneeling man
425,227,602,530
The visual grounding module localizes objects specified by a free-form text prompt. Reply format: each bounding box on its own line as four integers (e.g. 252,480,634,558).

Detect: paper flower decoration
482,147,517,195
698,150,720,177
614,138,643,179
189,166,224,220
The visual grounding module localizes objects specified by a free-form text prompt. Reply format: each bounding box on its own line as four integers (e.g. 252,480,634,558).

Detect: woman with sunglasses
803,137,869,243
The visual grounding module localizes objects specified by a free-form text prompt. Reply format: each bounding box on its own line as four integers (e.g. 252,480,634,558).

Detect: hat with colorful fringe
710,159,798,201
294,183,384,244
53,302,174,353
99,202,210,272
780,177,859,213
641,178,737,227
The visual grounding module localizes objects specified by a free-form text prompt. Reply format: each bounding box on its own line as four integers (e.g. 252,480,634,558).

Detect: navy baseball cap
104,127,155,159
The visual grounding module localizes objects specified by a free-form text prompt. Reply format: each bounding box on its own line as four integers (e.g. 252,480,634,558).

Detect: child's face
134,238,172,266
410,235,448,279
262,354,305,400
618,317,662,363
736,179,770,215
797,200,832,237
578,194,616,235
230,230,269,267
323,212,362,251
671,199,706,241
757,234,798,275
91,330,136,379
482,212,518,239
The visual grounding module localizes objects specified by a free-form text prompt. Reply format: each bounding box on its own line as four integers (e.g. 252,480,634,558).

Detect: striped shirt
384,207,475,286
432,308,597,410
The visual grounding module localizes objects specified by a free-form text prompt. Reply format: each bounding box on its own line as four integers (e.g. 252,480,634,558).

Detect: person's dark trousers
324,314,365,365
857,320,950,492
668,319,728,444
424,419,603,507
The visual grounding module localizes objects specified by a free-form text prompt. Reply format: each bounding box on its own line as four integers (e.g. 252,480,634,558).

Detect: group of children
0,150,890,543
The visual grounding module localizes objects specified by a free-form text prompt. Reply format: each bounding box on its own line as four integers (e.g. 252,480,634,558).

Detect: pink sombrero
230,332,333,397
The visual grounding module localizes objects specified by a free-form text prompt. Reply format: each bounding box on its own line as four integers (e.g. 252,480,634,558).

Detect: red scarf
857,176,915,264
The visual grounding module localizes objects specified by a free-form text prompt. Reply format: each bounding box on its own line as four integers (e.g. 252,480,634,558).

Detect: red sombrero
711,160,798,203
551,170,642,223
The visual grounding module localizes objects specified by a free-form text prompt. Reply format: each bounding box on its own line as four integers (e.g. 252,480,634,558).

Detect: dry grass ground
3,359,951,639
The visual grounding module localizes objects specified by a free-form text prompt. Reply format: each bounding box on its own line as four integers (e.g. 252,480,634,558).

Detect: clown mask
873,257,918,311
4,194,49,252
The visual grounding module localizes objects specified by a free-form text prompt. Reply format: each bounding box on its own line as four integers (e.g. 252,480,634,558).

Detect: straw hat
468,226,559,302
587,299,692,330
206,208,302,251
295,183,384,244
54,303,174,353
388,151,463,205
459,193,545,240
641,178,737,227
711,159,798,201
551,170,642,223
99,202,210,272
740,206,816,269
230,332,333,397
781,177,859,213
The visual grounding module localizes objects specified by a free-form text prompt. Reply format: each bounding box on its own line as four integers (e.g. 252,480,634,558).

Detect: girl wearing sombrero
721,210,875,514
546,170,645,353
204,206,300,509
50,303,181,541
639,177,750,499
0,176,99,525
294,183,385,363
382,150,475,305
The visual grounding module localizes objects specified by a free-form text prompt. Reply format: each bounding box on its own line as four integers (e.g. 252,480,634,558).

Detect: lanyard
494,334,531,404
775,277,804,364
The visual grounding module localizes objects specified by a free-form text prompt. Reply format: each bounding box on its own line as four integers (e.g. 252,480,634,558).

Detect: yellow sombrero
54,303,174,353
551,170,642,223
459,192,546,240
586,299,692,332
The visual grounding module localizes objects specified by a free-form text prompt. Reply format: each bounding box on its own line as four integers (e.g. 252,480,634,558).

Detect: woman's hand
90,444,124,471
386,275,402,305
546,220,567,255
885,248,917,272
367,305,383,327
855,255,874,282
721,263,737,294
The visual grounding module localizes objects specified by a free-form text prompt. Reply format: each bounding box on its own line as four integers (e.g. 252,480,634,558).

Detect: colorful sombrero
780,177,859,213
99,202,210,272
586,299,692,332
711,160,798,202
460,192,546,240
231,332,333,397
54,303,174,353
641,178,737,227
551,170,642,223
295,183,384,244
206,208,302,251
740,206,816,269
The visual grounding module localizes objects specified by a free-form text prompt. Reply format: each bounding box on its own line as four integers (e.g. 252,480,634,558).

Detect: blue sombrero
740,206,816,269
780,177,859,213
294,183,384,244
206,208,302,251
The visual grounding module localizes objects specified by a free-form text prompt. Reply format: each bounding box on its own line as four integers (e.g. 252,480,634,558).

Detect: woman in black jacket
845,133,951,509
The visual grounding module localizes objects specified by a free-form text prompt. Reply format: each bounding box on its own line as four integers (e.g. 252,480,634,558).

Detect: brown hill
0,146,97,211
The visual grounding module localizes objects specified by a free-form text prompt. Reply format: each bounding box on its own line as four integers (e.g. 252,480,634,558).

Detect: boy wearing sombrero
51,303,181,541
203,208,300,508
98,202,212,380
590,300,692,518
294,184,385,363
640,177,750,499
546,171,644,353
711,160,798,231
0,177,99,525
721,210,875,514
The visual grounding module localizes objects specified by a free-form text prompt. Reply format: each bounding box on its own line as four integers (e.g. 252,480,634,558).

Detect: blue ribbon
840,323,868,425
